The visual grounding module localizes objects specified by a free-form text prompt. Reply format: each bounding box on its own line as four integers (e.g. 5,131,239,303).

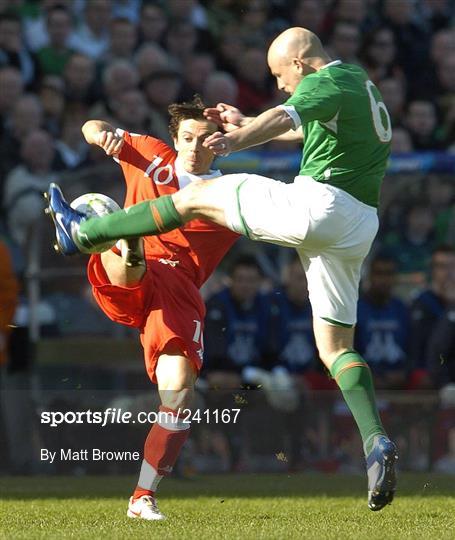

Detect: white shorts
223,174,379,326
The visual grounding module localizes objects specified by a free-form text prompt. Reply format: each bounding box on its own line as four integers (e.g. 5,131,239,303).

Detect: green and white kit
224,61,392,326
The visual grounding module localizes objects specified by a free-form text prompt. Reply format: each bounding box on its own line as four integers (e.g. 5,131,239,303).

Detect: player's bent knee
156,346,197,410
100,249,145,287
172,181,206,220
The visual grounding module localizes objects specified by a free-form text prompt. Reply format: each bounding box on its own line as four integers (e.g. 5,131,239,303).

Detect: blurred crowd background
0,0,455,476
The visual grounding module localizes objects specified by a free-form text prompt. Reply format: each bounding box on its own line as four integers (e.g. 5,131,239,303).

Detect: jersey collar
174,157,221,190
320,59,342,69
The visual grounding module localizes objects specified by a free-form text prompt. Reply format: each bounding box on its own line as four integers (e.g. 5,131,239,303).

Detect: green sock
77,196,182,249
330,351,386,455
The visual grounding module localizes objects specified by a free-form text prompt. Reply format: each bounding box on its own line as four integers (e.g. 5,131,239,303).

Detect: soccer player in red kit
81,97,238,520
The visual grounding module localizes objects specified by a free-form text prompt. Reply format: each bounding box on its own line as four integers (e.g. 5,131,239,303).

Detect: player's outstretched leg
45,183,183,255
44,183,87,255
329,351,398,511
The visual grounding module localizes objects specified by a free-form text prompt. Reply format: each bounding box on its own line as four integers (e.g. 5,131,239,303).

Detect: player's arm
274,125,303,142
204,106,294,155
82,120,124,156
205,103,302,145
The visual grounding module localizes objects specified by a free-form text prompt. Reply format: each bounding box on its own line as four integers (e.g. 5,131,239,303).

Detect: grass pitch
1,473,454,539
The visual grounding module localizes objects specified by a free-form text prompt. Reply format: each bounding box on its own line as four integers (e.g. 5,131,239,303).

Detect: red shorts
87,255,205,383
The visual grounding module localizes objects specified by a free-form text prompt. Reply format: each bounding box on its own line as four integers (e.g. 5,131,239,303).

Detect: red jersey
116,129,238,287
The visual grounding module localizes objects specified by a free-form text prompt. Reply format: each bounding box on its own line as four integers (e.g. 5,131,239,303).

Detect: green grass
1,473,454,539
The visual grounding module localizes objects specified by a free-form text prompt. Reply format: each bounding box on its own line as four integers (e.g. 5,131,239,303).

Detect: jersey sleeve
115,129,174,178
283,75,341,128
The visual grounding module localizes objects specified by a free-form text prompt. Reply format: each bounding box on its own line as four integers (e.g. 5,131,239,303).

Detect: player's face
431,252,455,289
174,118,217,175
369,261,396,297
268,55,302,95
285,259,308,305
230,266,262,303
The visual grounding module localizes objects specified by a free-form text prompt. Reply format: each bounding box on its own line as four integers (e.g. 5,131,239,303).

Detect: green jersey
283,61,391,207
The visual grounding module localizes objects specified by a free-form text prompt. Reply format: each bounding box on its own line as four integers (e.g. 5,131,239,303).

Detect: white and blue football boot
366,435,398,511
44,183,86,255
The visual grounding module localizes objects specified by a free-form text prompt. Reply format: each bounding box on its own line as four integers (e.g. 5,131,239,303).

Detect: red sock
110,243,121,256
132,486,154,500
133,406,190,501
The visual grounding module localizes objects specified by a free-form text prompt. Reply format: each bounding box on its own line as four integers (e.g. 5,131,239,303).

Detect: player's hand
203,131,232,156
204,103,244,133
97,130,124,156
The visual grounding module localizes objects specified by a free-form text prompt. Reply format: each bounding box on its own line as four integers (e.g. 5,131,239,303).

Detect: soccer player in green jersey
47,27,397,511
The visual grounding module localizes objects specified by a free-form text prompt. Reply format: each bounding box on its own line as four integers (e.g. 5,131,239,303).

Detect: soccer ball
70,193,121,254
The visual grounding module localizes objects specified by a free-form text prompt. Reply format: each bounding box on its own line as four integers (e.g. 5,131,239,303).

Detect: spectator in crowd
0,94,43,185
134,42,170,81
420,0,453,33
203,71,238,107
54,107,90,170
166,0,209,31
105,17,138,63
410,246,455,381
180,53,215,102
378,77,406,126
431,28,455,69
38,76,66,136
333,0,369,27
204,255,272,387
322,0,371,40
355,255,410,389
441,203,455,246
111,88,169,142
21,0,66,52
270,254,316,378
360,26,404,85
138,2,168,44
90,59,139,120
383,203,436,274
142,68,182,141
3,129,57,246
110,0,142,24
426,176,454,245
36,4,74,77
391,127,414,153
0,12,36,84
63,53,98,107
427,284,455,388
327,21,361,65
165,20,199,66
238,0,273,46
206,0,237,39
235,47,273,115
381,0,430,85
204,254,272,471
70,0,110,60
0,66,24,136
435,52,455,119
291,0,325,35
416,28,455,100
405,100,446,150
214,24,245,73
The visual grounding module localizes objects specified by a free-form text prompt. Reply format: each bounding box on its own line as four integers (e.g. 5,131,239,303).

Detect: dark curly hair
168,95,210,139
